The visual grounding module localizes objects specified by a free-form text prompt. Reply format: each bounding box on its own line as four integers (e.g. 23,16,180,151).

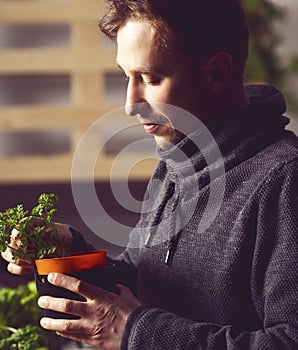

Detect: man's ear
203,52,233,93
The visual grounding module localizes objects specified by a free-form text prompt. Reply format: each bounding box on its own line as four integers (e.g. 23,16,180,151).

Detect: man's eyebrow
116,61,168,76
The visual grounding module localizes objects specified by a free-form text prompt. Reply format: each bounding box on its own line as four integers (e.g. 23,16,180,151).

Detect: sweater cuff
120,305,150,350
67,226,95,253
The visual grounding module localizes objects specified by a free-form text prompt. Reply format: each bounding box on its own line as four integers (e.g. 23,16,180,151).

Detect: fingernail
40,318,48,328
48,273,56,283
38,297,45,307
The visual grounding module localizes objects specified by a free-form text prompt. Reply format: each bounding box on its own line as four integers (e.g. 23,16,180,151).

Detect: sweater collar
157,84,289,181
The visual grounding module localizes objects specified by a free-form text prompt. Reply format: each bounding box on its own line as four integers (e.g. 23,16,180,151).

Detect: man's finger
116,284,134,298
55,331,87,343
7,262,35,275
38,296,86,317
47,273,112,300
40,317,78,332
40,317,92,335
2,250,34,266
1,250,13,263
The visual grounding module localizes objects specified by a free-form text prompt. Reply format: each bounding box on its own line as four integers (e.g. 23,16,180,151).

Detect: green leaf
0,193,70,261
0,325,47,350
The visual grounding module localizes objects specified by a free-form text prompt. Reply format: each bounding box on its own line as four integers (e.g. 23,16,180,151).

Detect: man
2,0,298,349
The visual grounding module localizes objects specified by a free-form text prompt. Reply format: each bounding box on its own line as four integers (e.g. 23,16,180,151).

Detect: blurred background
0,0,298,289
0,1,297,349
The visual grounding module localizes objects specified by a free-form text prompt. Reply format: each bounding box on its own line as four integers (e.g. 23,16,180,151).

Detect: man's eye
145,78,161,86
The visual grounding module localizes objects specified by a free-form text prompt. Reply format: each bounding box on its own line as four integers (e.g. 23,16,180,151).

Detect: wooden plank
0,155,73,183
94,154,158,181
0,0,105,24
0,0,156,184
71,22,103,50
0,49,117,74
71,73,103,108
0,154,157,183
0,106,120,130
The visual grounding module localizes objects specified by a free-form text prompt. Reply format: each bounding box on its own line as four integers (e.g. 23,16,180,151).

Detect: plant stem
0,325,17,333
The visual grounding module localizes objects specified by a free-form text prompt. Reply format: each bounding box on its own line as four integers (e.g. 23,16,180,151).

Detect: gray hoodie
71,84,298,349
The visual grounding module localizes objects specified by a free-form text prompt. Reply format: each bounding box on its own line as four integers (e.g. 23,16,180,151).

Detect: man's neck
201,82,251,125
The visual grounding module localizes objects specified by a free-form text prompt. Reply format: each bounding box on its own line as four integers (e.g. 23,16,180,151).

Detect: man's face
116,20,208,149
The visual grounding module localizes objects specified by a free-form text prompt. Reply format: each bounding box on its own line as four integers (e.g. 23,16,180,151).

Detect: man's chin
154,136,181,150
154,133,184,150
154,137,171,150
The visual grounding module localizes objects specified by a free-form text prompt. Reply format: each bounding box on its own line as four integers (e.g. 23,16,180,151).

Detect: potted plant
0,193,71,262
0,193,115,319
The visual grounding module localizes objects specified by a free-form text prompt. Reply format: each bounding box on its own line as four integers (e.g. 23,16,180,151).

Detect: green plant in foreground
0,281,56,350
0,281,40,328
0,193,69,261
0,324,48,350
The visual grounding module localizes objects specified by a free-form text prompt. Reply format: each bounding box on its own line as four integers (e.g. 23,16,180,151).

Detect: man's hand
38,273,141,350
1,221,72,275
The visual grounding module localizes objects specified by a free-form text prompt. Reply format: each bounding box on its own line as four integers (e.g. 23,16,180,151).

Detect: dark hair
99,0,249,78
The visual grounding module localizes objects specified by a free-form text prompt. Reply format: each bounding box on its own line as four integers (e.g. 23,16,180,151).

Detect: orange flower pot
34,250,116,319
34,250,107,274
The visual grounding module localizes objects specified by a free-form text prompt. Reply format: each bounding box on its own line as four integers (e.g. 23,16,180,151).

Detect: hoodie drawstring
144,181,175,247
144,181,182,266
165,195,181,265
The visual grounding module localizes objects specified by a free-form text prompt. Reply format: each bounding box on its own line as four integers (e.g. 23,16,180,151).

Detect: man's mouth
143,123,160,133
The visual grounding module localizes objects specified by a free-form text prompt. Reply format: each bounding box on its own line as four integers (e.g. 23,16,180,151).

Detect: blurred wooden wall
0,0,157,184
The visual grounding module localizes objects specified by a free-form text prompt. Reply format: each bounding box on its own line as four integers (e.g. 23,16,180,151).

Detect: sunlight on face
116,20,206,149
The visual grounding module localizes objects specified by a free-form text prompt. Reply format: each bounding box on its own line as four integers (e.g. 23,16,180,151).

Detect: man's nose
125,79,144,116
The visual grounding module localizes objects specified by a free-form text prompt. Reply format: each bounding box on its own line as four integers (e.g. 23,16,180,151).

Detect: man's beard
154,128,185,150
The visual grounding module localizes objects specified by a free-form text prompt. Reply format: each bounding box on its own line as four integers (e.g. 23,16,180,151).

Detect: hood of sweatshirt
144,84,292,264
157,84,290,187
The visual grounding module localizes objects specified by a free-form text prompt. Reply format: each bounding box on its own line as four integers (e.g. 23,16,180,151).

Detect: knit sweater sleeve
68,226,96,252
120,159,298,350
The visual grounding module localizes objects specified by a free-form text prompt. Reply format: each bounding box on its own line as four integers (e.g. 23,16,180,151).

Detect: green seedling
0,193,68,261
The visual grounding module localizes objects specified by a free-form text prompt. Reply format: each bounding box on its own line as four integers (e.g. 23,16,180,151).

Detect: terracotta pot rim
34,249,107,262
35,249,107,274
